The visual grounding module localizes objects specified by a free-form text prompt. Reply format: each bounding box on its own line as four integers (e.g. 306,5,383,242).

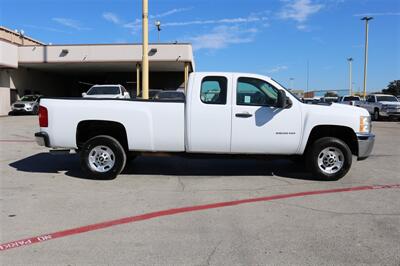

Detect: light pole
155,20,161,42
361,16,373,99
347,58,353,95
306,60,310,93
289,78,294,89
141,0,149,99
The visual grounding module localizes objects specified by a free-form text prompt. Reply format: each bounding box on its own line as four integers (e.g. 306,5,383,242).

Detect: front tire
80,135,126,180
306,137,352,181
373,109,380,121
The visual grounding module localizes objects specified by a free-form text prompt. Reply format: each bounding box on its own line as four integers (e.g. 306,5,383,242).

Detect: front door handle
235,112,253,118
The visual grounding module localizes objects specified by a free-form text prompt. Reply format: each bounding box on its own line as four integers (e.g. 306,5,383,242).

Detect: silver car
10,95,42,115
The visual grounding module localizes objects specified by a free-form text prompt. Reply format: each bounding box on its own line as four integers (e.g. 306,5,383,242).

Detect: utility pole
347,58,353,95
361,16,373,99
142,0,149,99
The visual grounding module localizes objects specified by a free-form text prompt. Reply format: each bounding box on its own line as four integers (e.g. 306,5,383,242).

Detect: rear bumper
357,133,375,161
35,132,50,147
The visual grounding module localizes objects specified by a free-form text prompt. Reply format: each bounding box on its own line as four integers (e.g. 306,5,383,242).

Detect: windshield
20,95,38,101
376,96,398,102
343,96,360,101
87,86,120,95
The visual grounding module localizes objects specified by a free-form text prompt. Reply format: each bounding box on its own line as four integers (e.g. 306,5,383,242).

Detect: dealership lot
1,116,399,265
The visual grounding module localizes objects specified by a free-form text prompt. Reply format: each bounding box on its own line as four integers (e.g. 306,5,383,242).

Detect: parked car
35,72,374,181
320,97,338,103
302,98,321,104
135,89,163,99
358,94,400,121
154,90,186,101
82,85,130,99
337,95,361,106
10,95,42,115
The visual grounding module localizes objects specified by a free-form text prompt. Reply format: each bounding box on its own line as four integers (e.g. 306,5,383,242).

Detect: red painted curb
1,184,399,251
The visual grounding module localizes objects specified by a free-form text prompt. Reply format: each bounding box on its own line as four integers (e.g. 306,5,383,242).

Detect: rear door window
200,76,227,105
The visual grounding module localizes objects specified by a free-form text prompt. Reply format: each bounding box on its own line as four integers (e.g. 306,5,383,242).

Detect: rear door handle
235,112,253,118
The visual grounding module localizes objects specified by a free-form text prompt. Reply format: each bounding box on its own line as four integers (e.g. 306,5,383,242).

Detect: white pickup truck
35,72,375,181
357,94,400,121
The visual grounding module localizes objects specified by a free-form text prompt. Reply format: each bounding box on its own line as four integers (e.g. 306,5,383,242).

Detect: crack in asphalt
177,176,185,192
270,201,400,216
205,240,222,266
268,174,295,185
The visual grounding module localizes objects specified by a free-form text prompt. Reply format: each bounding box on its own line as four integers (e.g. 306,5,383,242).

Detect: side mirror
82,92,87,97
277,90,286,108
276,90,292,109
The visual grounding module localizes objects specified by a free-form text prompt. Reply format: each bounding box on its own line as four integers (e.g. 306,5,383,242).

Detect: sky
1,0,399,92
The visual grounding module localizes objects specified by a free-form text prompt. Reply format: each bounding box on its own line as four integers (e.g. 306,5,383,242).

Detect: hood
379,101,400,106
306,102,370,117
13,101,37,105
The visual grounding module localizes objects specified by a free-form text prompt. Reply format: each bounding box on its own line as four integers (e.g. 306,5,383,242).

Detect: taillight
39,106,48,127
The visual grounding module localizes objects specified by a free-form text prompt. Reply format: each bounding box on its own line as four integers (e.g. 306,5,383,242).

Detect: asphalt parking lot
1,115,399,265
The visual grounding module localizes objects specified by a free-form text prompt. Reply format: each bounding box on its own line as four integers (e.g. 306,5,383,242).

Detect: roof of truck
92,84,123,87
195,72,271,78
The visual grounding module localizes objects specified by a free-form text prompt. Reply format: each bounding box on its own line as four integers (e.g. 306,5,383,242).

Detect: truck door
231,75,302,154
187,74,232,153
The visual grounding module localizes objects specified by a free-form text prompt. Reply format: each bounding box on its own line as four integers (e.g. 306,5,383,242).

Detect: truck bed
39,98,185,152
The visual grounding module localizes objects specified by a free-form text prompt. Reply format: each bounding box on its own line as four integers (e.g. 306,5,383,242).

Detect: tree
382,80,400,96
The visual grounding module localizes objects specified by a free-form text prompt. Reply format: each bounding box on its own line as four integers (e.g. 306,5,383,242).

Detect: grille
14,104,25,108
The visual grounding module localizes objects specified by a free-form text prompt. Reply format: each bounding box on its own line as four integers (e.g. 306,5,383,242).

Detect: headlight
360,116,371,133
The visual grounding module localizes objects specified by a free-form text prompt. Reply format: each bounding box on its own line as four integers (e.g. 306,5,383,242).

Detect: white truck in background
357,94,400,121
337,95,361,106
35,72,375,181
82,84,131,99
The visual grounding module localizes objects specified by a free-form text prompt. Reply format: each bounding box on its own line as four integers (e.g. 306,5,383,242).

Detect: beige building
0,26,195,115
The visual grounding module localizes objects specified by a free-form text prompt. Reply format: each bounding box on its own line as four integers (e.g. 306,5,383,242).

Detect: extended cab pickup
35,72,375,180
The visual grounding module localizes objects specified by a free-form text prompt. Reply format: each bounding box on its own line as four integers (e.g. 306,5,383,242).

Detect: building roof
0,26,44,46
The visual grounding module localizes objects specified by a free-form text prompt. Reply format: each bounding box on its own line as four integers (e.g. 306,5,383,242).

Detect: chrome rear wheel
88,145,116,173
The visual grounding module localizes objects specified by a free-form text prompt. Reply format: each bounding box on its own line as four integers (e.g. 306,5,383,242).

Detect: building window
200,76,227,105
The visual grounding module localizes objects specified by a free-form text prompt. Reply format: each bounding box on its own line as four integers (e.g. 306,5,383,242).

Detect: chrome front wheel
317,147,344,174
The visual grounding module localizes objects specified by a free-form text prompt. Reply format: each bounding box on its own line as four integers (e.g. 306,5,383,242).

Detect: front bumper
35,132,50,147
11,106,34,114
380,111,400,118
357,133,375,161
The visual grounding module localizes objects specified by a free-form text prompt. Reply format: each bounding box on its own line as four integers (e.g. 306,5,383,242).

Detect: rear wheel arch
76,120,129,151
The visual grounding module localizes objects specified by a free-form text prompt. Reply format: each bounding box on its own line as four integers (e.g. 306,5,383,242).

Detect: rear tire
306,137,352,181
80,135,126,180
